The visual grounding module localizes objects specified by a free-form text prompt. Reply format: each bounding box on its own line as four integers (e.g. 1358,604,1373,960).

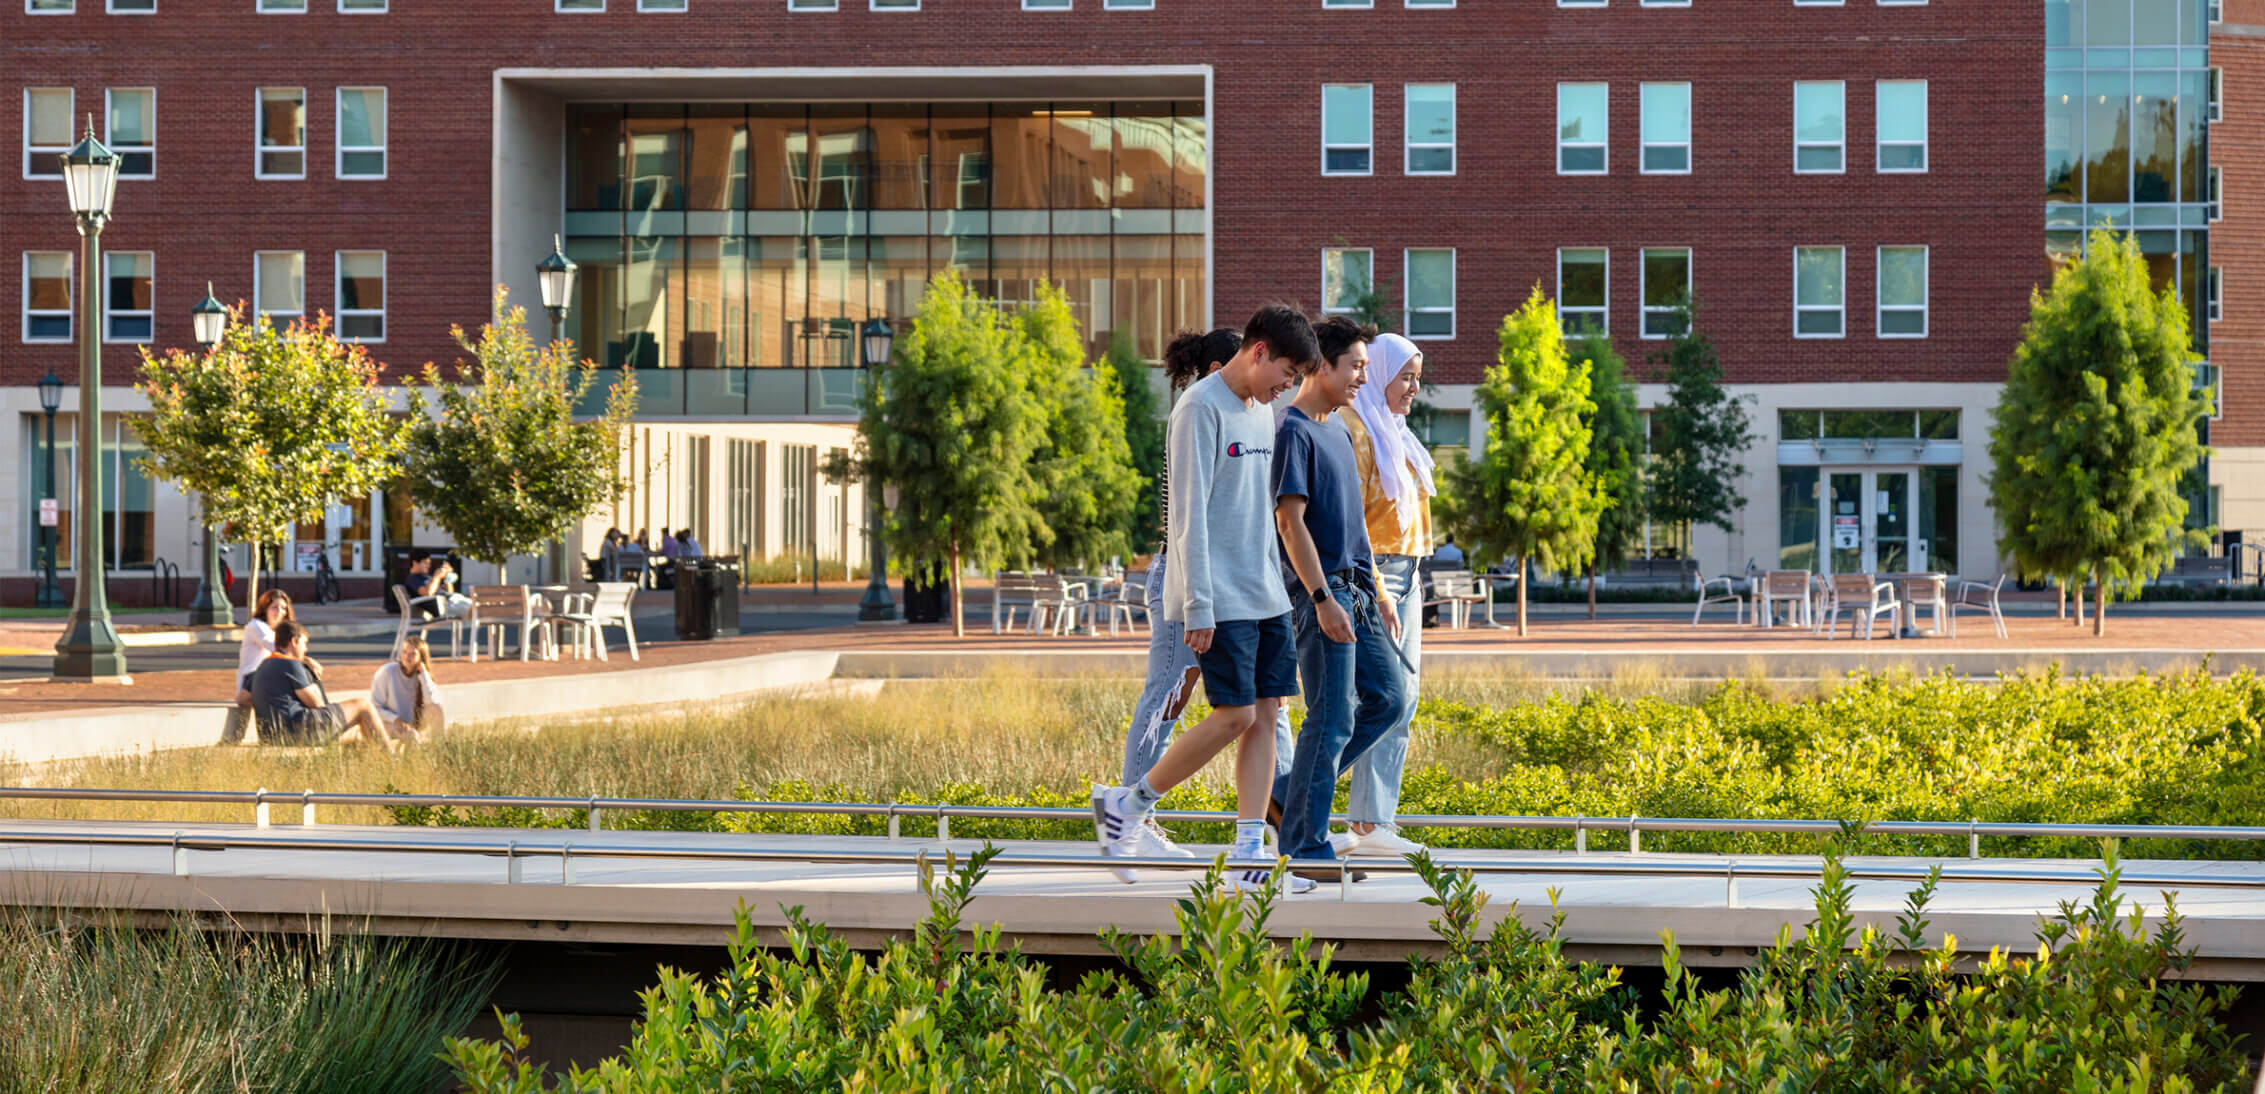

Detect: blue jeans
1281,575,1414,864
1349,554,1423,826
1122,552,1295,788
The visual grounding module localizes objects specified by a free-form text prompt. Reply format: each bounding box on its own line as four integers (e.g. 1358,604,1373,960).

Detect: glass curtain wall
564,100,1208,416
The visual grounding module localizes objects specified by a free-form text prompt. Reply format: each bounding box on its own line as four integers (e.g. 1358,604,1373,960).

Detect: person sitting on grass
224,589,318,745
249,620,400,751
370,634,445,743
408,550,472,620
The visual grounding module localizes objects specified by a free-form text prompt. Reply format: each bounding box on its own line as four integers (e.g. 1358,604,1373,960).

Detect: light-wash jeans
1122,551,1295,790
1348,553,1423,826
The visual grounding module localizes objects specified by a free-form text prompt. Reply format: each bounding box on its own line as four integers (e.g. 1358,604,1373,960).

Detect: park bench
1607,557,1700,590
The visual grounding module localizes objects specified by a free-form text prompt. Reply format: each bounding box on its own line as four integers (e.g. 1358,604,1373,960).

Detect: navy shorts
1194,612,1299,709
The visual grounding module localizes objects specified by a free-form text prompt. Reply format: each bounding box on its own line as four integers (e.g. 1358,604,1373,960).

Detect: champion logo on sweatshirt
1225,442,1271,458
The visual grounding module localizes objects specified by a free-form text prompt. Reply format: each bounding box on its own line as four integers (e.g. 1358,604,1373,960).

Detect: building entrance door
1824,469,1923,576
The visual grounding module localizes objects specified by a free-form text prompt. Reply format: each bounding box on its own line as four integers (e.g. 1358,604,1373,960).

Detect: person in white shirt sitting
369,635,445,742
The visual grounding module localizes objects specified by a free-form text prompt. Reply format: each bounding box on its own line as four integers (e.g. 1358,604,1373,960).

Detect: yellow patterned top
1337,408,1435,559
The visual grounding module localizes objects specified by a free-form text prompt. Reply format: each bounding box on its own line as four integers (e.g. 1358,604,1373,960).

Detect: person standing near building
1333,332,1435,858
1272,317,1411,878
1093,305,1318,894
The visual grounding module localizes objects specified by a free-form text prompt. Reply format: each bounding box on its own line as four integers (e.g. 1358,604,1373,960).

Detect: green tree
1576,331,1647,618
1440,287,1607,636
1645,296,1754,557
1103,327,1167,549
137,308,405,612
857,269,1048,637
401,287,638,577
1017,285,1142,571
1988,229,2211,636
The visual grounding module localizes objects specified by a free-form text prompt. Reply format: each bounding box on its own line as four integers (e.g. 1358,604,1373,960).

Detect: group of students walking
1094,305,1436,895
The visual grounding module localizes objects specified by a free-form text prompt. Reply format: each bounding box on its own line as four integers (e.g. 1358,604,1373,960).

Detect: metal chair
1817,573,1901,640
1950,573,2009,639
550,581,641,661
1759,569,1813,628
1424,570,1488,630
390,583,462,660
1692,576,1747,626
467,585,551,662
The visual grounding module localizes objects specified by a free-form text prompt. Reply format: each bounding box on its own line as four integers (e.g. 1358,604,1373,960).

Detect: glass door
1823,469,1917,576
1828,472,1864,575
1873,470,1910,573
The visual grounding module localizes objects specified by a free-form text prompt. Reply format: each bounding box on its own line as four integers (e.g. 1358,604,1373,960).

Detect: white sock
1234,819,1267,848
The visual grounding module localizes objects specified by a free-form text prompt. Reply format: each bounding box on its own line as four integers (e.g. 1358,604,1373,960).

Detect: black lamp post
856,317,897,622
185,284,232,627
537,235,577,343
52,120,127,681
34,370,63,608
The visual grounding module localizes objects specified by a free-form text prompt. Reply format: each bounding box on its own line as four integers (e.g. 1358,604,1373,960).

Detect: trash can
902,561,951,624
673,556,742,640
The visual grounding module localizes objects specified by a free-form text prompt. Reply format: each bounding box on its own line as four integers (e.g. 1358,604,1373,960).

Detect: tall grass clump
0,911,498,1094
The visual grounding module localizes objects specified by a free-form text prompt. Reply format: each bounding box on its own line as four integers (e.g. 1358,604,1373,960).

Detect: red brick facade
1,0,2038,391
2214,1,2263,446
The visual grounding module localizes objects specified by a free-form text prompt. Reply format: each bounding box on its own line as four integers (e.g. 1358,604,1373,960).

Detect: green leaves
401,286,638,567
1645,296,1754,547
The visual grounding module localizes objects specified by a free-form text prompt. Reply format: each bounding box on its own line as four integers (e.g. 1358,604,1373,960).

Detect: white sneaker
1090,785,1144,884
1140,818,1197,858
1226,841,1315,895
1327,830,1359,857
1343,825,1427,858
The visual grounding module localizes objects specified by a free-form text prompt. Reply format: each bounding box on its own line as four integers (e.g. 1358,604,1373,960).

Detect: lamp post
185,284,232,626
536,235,576,344
856,317,897,622
52,121,126,681
34,370,63,608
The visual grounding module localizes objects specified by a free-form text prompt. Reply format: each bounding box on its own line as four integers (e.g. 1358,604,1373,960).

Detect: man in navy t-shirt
1271,316,1414,878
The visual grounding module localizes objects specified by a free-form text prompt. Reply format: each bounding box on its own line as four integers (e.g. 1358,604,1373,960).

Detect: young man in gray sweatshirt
1093,304,1321,894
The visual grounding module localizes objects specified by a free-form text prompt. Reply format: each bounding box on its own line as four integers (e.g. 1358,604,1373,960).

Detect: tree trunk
2093,567,2106,637
950,541,964,638
1586,563,1597,620
1516,562,1529,638
2056,579,2067,620
245,539,262,618
2072,574,2087,627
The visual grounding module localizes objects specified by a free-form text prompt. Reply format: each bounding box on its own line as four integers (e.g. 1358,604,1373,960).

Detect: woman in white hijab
1329,332,1437,858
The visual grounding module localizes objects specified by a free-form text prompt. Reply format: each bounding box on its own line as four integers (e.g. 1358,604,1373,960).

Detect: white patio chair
1950,573,2010,639
1818,574,1901,640
1759,569,1813,628
1425,570,1487,630
391,583,463,660
550,581,641,661
467,585,550,663
1692,576,1747,626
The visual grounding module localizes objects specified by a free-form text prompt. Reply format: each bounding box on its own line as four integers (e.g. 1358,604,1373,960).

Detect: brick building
2215,0,2262,562
0,0,2156,603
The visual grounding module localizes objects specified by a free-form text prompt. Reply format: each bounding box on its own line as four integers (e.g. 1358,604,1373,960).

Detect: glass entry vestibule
1778,410,1961,577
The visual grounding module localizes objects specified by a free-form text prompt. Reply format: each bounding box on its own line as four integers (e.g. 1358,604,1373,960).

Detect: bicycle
312,545,343,605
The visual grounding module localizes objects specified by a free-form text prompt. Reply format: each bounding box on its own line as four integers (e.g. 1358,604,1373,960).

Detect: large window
104,251,153,344
106,88,155,178
1641,247,1690,338
337,251,385,341
1322,84,1373,175
1794,246,1845,337
1322,247,1374,316
1875,80,1927,172
1640,82,1691,173
255,251,304,324
1876,245,1927,337
24,88,71,178
1405,84,1455,175
23,252,71,343
1558,247,1608,335
1404,248,1455,338
1793,81,1845,173
257,88,306,179
338,88,387,178
1557,83,1608,174
28,0,71,12
2208,265,2222,322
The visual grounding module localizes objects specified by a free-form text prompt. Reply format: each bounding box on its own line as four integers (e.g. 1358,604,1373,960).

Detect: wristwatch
1307,585,1331,606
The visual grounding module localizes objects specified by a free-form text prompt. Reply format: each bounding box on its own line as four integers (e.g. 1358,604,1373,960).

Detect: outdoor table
1892,572,1950,638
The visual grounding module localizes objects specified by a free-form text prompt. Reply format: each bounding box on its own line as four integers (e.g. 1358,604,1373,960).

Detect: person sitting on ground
370,635,445,742
674,527,704,559
407,550,473,619
249,620,398,750
225,588,318,744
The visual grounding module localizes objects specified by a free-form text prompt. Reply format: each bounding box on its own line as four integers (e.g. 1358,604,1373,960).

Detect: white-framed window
1641,247,1691,338
103,251,153,344
2208,266,2222,323
336,251,385,342
337,87,387,179
1793,81,1845,173
1558,0,1605,7
1640,82,1691,174
1405,84,1455,175
105,88,155,178
1642,0,1691,7
108,0,154,13
28,0,72,12
2211,0,2222,21
1878,0,1924,6
2209,67,2222,124
1876,246,1928,338
639,0,684,10
1558,248,1609,335
339,0,384,10
2210,165,2222,221
1321,248,1374,316
1405,0,1454,6
555,0,602,10
1794,246,1845,338
1322,84,1374,175
788,0,836,10
1875,79,1928,172
1405,248,1455,339
254,251,304,326
259,0,306,11
1022,0,1070,8
23,252,71,344
1558,83,1608,174
1103,0,1152,7
874,0,920,7
257,88,306,179
1795,0,1843,7
1324,0,1376,7
24,88,72,179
